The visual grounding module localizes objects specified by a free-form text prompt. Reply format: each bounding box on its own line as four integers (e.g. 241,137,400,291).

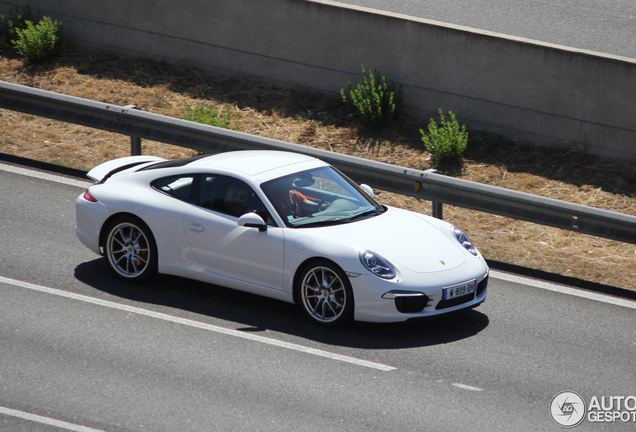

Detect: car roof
188,150,328,182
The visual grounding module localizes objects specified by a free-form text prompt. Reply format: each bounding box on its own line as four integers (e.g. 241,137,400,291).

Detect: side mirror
360,184,375,198
238,213,267,232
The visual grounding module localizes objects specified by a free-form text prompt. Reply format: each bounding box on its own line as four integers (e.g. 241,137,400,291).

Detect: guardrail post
423,170,444,219
432,201,443,219
131,136,142,155
124,105,142,155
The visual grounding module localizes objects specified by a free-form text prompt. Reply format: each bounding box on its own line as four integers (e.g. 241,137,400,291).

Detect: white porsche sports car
76,150,488,326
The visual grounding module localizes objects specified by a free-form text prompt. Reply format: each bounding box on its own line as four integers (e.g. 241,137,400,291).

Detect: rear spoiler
86,155,166,182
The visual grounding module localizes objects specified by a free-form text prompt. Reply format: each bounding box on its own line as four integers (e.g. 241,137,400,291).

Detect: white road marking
452,383,483,391
0,405,107,432
0,275,396,372
490,270,636,310
0,162,90,188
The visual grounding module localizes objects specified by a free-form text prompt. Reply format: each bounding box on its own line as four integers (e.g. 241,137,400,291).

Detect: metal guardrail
2,80,636,245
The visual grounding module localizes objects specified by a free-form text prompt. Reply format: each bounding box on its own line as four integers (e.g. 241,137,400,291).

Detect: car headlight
359,250,396,279
451,225,478,256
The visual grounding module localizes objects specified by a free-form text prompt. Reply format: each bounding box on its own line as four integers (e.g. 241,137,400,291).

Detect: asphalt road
1,162,636,431
336,0,636,60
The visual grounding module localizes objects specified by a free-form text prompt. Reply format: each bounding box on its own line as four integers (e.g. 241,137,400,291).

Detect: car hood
307,207,468,273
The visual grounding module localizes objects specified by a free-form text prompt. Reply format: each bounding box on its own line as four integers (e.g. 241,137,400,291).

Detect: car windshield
261,166,384,228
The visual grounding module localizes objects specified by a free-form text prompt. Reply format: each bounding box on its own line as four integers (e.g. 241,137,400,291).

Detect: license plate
443,281,476,300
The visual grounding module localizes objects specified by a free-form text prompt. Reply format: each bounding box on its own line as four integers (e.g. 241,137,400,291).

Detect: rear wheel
104,216,157,282
296,260,354,327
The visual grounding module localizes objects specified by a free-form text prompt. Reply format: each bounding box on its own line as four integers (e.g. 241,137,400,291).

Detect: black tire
296,260,354,327
104,216,158,282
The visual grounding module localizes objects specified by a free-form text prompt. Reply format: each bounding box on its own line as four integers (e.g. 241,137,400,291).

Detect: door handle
186,221,205,233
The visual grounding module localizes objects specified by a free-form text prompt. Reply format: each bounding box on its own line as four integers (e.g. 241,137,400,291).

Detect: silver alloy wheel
106,222,151,278
300,266,348,323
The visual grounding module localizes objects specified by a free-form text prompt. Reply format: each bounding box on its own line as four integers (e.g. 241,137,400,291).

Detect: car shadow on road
75,259,489,350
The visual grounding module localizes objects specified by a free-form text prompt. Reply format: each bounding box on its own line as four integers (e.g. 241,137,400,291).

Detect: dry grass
2,45,636,291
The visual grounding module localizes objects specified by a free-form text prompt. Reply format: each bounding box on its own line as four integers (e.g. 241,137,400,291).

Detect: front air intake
395,295,430,313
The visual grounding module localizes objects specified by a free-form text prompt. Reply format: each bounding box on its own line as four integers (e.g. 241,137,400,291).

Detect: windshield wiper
296,219,347,228
295,208,384,228
346,208,385,222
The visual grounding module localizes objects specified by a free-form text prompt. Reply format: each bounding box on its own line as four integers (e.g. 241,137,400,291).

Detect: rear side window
152,175,197,203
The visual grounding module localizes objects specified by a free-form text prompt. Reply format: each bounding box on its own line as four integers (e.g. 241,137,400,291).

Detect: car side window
199,175,274,224
151,175,197,203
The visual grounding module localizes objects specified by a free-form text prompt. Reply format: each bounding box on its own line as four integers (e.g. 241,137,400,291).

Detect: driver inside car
268,175,329,219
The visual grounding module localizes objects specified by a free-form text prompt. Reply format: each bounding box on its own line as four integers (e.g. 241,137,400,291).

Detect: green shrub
183,102,241,131
1,4,39,43
341,65,402,128
13,16,63,63
420,109,468,163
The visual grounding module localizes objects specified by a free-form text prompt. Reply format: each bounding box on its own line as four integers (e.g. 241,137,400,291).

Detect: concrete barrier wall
1,0,635,161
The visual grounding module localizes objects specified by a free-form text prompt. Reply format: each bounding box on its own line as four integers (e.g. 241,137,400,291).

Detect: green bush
341,65,402,128
13,16,63,63
183,102,241,131
1,4,39,43
420,109,468,163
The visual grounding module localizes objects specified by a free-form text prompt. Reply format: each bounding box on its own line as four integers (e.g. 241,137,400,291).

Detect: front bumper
351,264,489,323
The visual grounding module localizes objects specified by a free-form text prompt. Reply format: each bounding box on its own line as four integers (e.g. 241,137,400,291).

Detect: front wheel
104,216,157,282
296,260,354,327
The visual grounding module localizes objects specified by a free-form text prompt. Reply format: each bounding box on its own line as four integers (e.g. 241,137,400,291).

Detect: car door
149,173,199,270
183,174,285,291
